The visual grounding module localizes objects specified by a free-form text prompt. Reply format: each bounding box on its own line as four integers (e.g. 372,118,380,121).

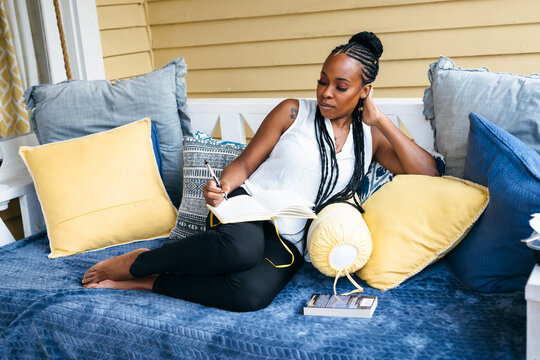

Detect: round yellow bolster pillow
307,201,372,294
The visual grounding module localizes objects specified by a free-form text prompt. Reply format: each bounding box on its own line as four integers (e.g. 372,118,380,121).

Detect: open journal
207,189,317,224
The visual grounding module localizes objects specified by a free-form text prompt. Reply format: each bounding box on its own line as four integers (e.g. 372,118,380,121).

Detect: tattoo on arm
290,107,298,120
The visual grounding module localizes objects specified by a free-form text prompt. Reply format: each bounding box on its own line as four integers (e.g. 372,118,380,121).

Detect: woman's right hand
203,180,230,207
361,87,383,127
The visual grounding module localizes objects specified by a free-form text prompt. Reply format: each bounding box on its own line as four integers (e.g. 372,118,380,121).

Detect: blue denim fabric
423,56,540,178
0,230,527,358
24,58,191,207
447,113,539,292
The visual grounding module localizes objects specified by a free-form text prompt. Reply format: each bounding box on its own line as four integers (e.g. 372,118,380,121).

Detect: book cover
303,294,378,318
207,189,316,224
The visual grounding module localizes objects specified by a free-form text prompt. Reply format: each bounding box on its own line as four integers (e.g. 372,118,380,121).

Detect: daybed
0,57,538,359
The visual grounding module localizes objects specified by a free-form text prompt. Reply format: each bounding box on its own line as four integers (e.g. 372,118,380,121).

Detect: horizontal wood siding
96,0,153,79
145,0,540,98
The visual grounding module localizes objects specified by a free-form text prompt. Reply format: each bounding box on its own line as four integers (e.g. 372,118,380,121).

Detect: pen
204,160,228,200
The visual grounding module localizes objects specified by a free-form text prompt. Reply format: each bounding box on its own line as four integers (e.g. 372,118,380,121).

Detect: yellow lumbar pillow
357,174,489,290
307,201,372,294
19,118,178,258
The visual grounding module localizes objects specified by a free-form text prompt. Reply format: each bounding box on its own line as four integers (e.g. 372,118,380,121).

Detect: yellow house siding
134,0,538,97
96,0,153,79
146,0,454,24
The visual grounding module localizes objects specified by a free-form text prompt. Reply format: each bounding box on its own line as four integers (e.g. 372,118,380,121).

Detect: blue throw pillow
447,113,539,292
23,58,191,207
150,121,163,177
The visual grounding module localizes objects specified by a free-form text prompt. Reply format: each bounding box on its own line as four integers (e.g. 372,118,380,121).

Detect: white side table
526,265,540,360
0,132,44,246
0,174,44,245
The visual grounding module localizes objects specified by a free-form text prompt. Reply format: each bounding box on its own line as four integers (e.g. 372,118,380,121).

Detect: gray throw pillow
423,56,540,178
23,58,192,208
169,134,245,240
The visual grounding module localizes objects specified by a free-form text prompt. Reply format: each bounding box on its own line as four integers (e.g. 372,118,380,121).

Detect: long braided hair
301,31,383,254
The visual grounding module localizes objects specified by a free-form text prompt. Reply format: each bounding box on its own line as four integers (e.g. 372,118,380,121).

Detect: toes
82,267,98,283
87,265,99,273
88,280,113,289
84,280,109,289
88,260,106,272
82,272,99,285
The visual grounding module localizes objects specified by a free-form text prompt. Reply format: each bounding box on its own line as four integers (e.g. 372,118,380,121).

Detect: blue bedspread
0,232,526,359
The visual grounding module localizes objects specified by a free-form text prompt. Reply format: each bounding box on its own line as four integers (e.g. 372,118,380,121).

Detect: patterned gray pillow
358,161,394,204
169,135,245,240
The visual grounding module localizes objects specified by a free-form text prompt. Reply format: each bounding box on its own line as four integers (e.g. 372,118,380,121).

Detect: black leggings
129,188,304,312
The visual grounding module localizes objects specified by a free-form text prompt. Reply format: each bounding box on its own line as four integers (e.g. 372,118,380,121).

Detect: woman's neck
330,117,353,131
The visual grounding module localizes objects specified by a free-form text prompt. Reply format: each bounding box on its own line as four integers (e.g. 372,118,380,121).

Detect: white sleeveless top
243,99,373,260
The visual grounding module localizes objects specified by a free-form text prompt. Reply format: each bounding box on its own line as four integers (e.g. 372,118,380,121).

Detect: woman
82,32,438,312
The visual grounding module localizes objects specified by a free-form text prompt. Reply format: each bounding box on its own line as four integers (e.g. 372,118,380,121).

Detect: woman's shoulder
264,98,317,133
279,98,300,108
272,98,300,121
275,98,318,120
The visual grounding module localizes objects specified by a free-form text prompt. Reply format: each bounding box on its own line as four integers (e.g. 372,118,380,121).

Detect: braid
301,31,382,255
313,106,339,207
313,105,366,214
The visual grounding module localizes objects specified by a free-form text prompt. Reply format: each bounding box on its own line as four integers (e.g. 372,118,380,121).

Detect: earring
359,106,364,112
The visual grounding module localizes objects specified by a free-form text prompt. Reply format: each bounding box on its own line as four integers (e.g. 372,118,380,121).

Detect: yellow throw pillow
357,174,489,290
307,201,372,294
19,118,178,258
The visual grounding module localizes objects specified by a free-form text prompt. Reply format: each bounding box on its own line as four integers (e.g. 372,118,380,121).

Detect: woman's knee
224,272,280,312
228,287,274,312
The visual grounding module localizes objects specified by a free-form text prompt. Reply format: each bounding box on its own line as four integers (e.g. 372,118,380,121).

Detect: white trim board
186,98,434,150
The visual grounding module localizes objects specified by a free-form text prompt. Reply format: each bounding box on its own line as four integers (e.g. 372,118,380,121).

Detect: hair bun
348,32,383,59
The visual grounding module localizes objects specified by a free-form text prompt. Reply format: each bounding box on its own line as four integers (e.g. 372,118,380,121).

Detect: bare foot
84,276,156,291
82,248,150,285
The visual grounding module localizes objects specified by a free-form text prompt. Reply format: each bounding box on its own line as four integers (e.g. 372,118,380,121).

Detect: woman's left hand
361,87,383,127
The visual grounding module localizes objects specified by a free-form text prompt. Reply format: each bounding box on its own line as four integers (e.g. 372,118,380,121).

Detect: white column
40,0,105,83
